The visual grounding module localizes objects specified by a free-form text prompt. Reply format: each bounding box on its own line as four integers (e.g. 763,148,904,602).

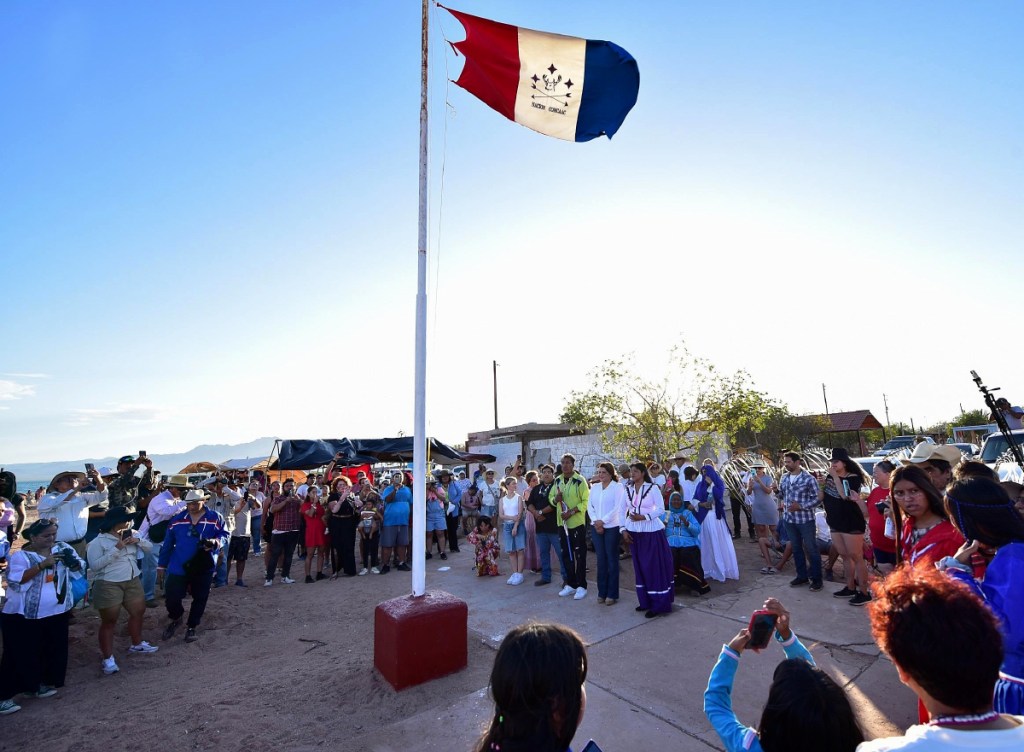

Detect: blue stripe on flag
575,40,640,142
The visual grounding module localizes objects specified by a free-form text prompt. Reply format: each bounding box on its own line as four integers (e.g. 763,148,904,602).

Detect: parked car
949,442,980,458
872,435,935,457
979,430,1024,482
855,456,890,481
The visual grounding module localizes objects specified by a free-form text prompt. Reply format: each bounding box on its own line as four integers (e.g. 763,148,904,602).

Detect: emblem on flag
442,6,639,142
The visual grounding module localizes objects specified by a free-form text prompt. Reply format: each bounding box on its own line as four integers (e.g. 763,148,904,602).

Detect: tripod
970,370,1024,469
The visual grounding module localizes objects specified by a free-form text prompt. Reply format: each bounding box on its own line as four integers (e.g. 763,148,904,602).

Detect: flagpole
411,0,429,598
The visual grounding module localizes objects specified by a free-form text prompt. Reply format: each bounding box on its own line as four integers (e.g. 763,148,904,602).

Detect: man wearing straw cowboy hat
138,474,192,608
156,488,228,643
37,468,109,561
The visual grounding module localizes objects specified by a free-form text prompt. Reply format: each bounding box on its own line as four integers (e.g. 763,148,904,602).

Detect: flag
444,6,639,142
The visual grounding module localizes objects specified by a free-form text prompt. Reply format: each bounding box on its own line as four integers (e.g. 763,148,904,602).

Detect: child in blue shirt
703,598,862,752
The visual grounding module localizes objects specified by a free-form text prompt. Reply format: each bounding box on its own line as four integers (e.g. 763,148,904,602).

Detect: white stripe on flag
514,28,586,141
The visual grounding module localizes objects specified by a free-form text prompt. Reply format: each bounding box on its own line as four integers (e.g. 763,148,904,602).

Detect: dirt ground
3,515,890,752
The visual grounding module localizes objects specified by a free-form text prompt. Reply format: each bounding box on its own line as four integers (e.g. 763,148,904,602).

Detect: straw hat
183,489,209,503
47,471,86,492
900,444,962,467
163,474,195,489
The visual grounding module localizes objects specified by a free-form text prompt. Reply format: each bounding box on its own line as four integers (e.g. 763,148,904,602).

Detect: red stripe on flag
447,8,519,121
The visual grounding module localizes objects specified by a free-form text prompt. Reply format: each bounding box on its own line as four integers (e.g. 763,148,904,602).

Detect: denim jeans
250,516,262,554
784,519,822,583
141,540,162,601
592,525,621,600
535,531,566,584
214,543,229,586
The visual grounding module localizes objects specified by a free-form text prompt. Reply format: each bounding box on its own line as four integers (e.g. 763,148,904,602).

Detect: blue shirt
380,485,412,526
704,632,815,752
157,508,229,577
662,508,701,548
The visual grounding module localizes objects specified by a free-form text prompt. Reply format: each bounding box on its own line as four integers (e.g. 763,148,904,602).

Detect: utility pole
822,383,833,449
882,393,890,442
493,360,499,429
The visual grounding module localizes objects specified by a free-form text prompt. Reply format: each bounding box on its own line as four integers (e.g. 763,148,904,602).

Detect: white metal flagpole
411,0,429,597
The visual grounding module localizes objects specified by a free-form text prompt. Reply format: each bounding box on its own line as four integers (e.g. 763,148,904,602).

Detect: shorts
873,547,897,565
426,510,447,532
823,495,866,535
502,522,526,552
816,538,832,556
91,577,144,610
380,525,410,548
228,536,251,562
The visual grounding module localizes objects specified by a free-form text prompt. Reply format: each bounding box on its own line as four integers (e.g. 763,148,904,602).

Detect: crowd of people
3,439,1023,751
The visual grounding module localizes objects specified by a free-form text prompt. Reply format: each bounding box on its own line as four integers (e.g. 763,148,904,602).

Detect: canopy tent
219,457,270,471
268,437,495,471
179,461,220,474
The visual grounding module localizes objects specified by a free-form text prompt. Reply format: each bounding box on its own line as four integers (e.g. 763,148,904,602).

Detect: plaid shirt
780,470,820,524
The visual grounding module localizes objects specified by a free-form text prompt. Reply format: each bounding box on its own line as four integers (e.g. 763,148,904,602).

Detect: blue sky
2,1,1022,462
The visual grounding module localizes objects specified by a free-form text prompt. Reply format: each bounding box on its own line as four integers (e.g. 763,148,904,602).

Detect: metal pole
822,383,833,449
493,360,499,429
411,0,428,597
882,393,890,442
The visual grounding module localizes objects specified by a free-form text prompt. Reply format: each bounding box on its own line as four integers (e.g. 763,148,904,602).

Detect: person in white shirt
858,566,1024,751
229,486,260,587
588,462,627,605
992,398,1024,431
649,463,667,489
87,507,158,676
138,475,190,606
37,470,108,561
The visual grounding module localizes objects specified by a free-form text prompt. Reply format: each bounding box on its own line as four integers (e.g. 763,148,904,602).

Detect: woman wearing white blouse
621,462,675,618
589,463,627,605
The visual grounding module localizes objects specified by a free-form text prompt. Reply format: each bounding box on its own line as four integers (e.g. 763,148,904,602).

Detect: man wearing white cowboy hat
137,474,192,607
37,468,109,561
156,488,228,643
900,443,964,493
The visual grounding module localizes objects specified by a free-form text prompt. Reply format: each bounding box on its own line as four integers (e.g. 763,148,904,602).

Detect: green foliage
952,409,990,427
560,344,808,462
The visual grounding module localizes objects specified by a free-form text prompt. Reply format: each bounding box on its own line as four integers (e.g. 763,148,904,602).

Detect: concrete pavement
369,540,917,752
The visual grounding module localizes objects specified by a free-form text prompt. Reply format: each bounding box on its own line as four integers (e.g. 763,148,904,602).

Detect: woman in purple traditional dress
621,462,674,618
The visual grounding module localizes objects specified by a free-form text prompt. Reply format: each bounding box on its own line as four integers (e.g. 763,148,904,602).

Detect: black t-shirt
528,482,558,534
823,473,862,500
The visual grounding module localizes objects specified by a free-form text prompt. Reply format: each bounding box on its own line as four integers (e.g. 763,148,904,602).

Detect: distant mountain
2,437,279,481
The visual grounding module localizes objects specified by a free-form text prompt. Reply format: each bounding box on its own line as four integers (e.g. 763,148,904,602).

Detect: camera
875,501,889,514
56,548,81,571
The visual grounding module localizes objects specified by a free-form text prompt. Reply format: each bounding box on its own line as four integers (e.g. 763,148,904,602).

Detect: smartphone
120,529,132,542
85,463,95,473
139,450,147,459
875,501,888,514
747,610,779,650
841,479,851,497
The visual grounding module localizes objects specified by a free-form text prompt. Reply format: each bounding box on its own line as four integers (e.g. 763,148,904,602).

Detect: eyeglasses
893,487,924,499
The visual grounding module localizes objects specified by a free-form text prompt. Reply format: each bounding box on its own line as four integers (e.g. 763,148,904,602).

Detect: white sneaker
507,574,517,585
102,656,119,675
128,641,159,654
514,573,525,585
573,587,587,600
558,585,575,597
264,579,273,587
0,699,20,715
281,577,296,584
371,567,381,574
358,568,369,576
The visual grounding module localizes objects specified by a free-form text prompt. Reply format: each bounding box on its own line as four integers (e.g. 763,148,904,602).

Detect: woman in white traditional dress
694,463,739,581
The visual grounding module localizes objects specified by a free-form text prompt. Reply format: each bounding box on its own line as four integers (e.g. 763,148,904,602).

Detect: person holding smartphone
87,507,159,675
704,598,863,752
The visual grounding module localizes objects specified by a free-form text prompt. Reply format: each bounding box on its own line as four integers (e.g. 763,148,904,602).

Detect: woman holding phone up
87,506,159,676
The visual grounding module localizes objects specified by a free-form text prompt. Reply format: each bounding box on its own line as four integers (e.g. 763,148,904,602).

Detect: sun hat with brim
901,444,962,467
98,467,118,478
47,471,87,492
183,489,209,503
749,460,767,469
99,506,135,532
163,474,194,489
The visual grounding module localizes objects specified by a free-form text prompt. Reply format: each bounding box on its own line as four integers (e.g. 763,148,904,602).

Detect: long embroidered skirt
631,530,675,614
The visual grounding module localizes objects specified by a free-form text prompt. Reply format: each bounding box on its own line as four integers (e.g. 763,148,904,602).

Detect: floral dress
467,528,500,577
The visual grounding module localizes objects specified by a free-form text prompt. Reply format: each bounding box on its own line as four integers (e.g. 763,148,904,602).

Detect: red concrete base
374,590,468,691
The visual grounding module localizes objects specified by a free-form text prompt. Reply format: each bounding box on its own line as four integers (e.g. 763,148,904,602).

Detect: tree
952,409,990,427
559,345,803,462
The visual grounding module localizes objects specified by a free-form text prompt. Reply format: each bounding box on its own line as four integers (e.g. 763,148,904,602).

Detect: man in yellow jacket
554,454,590,600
